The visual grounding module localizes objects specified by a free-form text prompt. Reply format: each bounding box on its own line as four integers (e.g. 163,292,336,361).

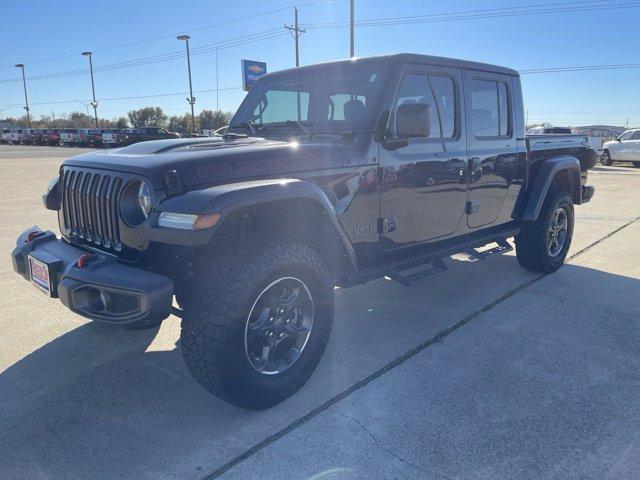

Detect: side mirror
396,103,431,138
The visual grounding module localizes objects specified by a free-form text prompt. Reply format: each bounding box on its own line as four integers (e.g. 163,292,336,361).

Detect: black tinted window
392,73,457,139
470,79,511,138
632,131,640,140
429,75,456,138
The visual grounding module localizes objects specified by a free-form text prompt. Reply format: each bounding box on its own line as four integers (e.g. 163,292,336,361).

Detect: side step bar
388,257,448,287
387,236,513,287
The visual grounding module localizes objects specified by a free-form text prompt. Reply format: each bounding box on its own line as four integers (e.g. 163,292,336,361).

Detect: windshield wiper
258,120,314,138
233,120,258,136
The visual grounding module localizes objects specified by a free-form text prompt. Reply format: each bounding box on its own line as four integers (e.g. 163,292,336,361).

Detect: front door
379,66,468,250
464,71,519,228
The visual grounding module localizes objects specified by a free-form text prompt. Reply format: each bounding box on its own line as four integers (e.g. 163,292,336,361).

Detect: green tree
114,117,129,128
128,107,167,128
199,109,232,131
168,113,199,135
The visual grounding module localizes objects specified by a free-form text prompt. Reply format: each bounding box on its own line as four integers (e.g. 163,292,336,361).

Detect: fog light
88,288,110,312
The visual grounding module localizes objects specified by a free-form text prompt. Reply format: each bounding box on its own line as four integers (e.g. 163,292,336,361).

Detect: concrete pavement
0,145,639,479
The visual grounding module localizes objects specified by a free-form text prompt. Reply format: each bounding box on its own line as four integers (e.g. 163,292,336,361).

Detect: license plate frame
29,255,53,297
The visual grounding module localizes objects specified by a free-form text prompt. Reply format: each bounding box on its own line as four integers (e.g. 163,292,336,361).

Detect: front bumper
11,227,174,325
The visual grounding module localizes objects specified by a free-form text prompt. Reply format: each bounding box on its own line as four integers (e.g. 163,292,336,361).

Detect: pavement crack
330,408,455,480
201,214,640,480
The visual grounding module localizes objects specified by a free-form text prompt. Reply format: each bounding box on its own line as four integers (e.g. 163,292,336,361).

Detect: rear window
470,79,511,138
544,127,572,134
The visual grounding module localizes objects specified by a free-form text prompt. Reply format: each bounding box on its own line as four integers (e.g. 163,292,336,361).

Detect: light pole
350,0,355,58
177,34,196,134
74,100,90,116
81,51,99,128
15,64,30,128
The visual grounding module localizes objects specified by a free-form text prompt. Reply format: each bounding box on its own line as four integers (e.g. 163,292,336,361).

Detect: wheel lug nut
267,331,273,337
278,332,284,338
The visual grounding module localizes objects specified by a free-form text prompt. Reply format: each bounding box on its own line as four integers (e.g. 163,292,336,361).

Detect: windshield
230,61,389,135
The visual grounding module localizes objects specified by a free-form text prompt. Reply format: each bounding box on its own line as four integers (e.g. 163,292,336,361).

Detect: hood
62,137,346,188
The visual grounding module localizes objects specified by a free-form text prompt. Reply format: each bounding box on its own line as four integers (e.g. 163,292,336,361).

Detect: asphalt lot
0,144,639,480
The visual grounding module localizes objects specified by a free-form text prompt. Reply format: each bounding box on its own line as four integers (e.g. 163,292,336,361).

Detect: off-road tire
515,189,574,273
180,242,334,410
600,150,613,166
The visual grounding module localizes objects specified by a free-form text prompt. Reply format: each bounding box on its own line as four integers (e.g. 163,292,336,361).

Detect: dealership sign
241,60,267,91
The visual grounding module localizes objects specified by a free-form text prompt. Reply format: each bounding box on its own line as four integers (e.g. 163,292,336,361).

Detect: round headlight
120,180,153,227
137,181,153,218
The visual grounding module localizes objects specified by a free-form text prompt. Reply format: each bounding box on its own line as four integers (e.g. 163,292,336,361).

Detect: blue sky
1,0,638,126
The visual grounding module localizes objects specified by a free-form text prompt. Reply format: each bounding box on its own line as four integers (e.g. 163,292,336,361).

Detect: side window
470,79,511,138
620,131,634,141
631,131,640,140
428,75,456,138
392,73,440,138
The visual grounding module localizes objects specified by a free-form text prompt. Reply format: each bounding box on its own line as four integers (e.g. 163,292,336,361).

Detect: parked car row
1,126,180,147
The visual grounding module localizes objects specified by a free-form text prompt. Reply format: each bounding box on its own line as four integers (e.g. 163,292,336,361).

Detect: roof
266,53,520,79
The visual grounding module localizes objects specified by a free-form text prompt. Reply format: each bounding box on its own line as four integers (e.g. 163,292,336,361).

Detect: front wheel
600,150,613,166
516,189,574,273
180,242,334,410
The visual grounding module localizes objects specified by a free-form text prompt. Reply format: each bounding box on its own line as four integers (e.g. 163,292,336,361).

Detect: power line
520,63,640,73
304,0,639,28
1,59,639,108
0,2,346,69
0,29,289,83
0,87,244,108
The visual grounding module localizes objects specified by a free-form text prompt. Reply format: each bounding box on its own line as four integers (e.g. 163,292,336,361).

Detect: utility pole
215,47,219,111
350,0,355,57
285,7,305,67
177,34,196,133
15,64,30,128
81,52,99,127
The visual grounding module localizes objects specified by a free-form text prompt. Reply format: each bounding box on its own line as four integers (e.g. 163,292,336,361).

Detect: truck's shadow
1,256,638,480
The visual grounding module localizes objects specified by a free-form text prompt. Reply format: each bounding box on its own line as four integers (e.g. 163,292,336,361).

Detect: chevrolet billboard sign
241,60,267,91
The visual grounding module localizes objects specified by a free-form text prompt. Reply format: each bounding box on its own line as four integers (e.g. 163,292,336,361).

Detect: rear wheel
516,189,574,273
180,242,334,410
600,150,613,166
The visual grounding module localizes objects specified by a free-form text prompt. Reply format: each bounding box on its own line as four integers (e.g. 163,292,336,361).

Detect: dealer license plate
29,255,52,296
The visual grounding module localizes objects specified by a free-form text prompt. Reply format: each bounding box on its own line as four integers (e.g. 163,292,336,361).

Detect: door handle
468,157,482,182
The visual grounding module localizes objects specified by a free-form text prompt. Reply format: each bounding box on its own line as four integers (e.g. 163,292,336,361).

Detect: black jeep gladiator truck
11,54,596,409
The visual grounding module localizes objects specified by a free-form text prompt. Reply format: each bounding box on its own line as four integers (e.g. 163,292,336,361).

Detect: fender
522,155,581,222
150,178,358,271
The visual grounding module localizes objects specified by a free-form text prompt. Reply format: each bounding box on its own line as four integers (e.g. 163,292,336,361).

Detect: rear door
464,71,518,228
379,65,468,249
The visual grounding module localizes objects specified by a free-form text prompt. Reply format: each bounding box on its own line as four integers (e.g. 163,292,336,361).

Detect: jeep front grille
60,168,123,251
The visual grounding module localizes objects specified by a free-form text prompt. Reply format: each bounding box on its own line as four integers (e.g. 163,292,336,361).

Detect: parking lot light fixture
81,51,99,128
177,34,196,134
14,64,31,129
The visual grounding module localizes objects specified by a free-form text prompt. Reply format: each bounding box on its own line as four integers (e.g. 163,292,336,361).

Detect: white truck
59,129,79,146
7,129,23,144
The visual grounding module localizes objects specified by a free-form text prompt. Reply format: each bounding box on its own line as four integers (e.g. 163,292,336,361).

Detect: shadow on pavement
0,257,638,480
